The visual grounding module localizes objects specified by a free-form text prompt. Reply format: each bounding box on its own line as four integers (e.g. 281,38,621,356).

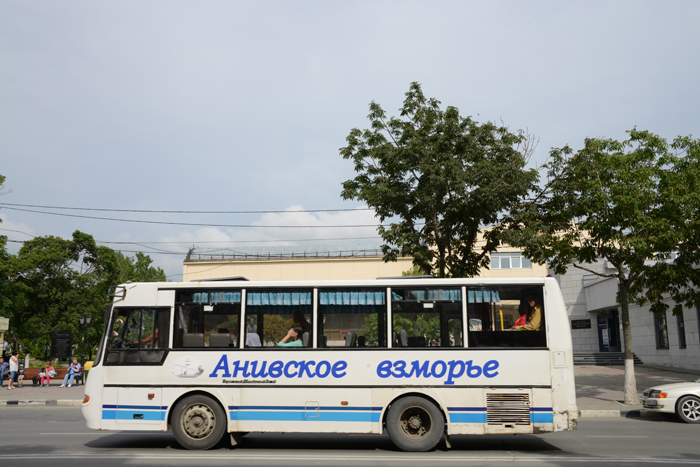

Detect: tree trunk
619,281,640,405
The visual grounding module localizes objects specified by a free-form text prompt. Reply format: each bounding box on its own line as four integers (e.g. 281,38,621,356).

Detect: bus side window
391,288,462,348
318,289,387,348
466,287,546,348
245,289,312,348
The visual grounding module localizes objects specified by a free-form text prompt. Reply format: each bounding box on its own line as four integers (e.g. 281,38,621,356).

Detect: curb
0,399,83,407
579,409,663,419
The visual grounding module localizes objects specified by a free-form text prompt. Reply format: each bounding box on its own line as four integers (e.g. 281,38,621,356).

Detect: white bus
82,277,577,451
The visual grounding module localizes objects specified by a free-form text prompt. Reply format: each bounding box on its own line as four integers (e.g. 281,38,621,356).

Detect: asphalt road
1,407,699,466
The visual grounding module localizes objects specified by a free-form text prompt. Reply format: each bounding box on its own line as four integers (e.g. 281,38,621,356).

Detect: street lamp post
79,315,92,371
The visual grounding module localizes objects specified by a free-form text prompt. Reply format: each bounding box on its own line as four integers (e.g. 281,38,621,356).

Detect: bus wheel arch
169,391,228,450
383,393,447,452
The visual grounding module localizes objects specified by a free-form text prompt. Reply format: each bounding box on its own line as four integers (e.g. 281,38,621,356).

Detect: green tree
0,175,12,320
10,231,118,358
401,265,426,276
262,315,293,345
341,82,538,278
115,251,166,283
503,129,700,405
359,313,379,345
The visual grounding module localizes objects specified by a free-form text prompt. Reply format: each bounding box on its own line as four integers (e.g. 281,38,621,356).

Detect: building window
677,313,687,349
654,312,669,349
490,252,532,269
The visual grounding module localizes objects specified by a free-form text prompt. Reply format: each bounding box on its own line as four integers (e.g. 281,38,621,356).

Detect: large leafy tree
114,251,166,283
341,82,537,277
503,129,700,405
10,231,118,356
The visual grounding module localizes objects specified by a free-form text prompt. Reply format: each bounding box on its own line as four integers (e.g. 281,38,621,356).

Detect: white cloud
0,212,39,254
151,206,383,280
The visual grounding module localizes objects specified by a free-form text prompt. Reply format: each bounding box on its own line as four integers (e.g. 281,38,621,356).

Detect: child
42,362,55,387
17,362,25,388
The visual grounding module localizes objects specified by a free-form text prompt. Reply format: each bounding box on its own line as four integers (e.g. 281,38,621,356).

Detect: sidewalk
1,365,699,417
0,378,85,406
575,364,700,418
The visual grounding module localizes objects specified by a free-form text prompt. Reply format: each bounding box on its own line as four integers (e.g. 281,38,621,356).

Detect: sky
1,0,699,280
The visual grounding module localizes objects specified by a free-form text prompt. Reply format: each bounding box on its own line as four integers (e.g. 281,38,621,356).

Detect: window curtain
192,292,241,303
467,289,500,303
319,290,386,314
391,289,461,301
246,291,312,315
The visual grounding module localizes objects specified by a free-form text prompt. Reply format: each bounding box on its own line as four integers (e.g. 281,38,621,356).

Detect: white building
554,259,700,371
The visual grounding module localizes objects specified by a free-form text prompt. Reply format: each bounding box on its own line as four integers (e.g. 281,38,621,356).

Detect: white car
642,379,700,423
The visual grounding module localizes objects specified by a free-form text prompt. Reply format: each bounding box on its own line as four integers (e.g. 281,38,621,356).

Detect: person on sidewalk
0,357,7,388
60,358,81,388
8,351,18,390
44,362,56,386
17,361,25,388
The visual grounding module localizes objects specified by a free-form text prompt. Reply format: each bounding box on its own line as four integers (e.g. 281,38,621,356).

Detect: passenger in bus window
512,295,542,331
245,325,261,347
277,326,303,347
292,310,312,334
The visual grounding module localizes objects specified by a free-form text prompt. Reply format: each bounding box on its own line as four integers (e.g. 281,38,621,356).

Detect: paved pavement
1,364,699,417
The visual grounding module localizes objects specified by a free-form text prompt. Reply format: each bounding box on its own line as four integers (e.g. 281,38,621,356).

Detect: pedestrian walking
8,351,18,390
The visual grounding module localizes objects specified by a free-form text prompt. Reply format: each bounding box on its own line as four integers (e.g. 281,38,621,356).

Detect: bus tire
172,394,227,450
385,396,444,452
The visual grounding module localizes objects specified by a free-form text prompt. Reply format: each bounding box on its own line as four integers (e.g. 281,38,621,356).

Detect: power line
0,206,387,228
101,236,381,245
0,202,372,214
0,228,380,245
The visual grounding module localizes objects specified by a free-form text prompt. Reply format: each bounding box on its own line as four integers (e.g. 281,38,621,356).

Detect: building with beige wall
182,245,548,282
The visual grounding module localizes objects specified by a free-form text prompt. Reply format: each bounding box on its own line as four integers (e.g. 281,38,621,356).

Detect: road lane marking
0,455,699,464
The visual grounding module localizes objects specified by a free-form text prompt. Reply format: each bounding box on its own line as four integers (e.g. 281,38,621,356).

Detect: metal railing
185,248,385,262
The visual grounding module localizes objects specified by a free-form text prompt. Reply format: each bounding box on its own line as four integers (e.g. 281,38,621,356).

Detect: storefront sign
571,319,591,329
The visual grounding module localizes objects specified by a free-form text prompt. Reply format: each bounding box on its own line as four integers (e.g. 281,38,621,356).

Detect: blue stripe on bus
228,405,381,411
448,412,488,423
102,404,168,410
102,410,166,421
530,412,554,423
447,407,553,424
229,410,380,423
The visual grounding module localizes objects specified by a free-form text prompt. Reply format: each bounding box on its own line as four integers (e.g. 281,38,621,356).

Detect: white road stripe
0,455,698,464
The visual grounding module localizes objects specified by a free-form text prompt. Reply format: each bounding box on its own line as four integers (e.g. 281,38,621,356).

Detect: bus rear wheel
172,394,227,450
386,396,444,452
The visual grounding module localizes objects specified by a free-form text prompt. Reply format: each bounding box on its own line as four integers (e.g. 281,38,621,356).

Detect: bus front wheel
172,394,227,450
386,396,444,452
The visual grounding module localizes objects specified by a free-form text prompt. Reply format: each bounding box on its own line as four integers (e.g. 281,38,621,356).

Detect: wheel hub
682,400,700,421
400,406,432,439
183,404,216,439
408,415,422,430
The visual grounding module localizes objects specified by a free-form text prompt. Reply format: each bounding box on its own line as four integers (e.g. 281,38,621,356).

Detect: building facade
182,247,548,282
554,259,700,370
